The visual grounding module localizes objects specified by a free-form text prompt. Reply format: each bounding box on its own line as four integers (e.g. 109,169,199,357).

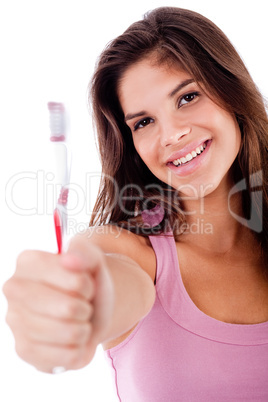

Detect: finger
63,234,105,273
4,278,93,321
14,250,95,300
14,339,97,373
7,308,93,346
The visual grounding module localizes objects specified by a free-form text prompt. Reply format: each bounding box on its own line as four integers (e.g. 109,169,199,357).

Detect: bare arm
3,227,156,373
98,252,155,343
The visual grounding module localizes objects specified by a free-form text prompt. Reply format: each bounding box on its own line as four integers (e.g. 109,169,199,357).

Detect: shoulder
81,225,156,282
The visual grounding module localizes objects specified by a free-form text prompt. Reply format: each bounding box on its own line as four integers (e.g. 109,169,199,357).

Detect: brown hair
89,7,268,258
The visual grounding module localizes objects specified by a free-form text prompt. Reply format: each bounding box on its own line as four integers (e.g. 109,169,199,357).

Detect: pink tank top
105,233,268,401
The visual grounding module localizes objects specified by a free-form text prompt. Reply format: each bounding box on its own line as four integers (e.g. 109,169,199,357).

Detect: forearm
97,253,156,345
3,233,155,373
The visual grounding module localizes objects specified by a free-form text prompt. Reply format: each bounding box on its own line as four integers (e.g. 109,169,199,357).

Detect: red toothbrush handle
53,208,62,254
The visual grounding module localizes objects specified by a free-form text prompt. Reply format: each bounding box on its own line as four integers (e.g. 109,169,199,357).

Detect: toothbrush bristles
48,102,66,142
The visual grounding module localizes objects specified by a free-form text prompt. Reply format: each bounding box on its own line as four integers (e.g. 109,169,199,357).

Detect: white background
0,0,267,401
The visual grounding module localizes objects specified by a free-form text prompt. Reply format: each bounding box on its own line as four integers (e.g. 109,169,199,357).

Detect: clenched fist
3,235,114,373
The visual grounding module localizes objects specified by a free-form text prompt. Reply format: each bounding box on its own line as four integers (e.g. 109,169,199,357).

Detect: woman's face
118,58,241,198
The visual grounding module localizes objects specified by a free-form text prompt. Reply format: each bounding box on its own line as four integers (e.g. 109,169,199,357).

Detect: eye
178,91,200,108
134,117,154,131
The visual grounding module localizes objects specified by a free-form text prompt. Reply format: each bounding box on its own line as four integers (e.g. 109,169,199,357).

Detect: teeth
186,153,193,162
172,142,207,166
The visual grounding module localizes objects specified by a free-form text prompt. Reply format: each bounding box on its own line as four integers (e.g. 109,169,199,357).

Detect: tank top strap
148,231,187,319
148,231,179,286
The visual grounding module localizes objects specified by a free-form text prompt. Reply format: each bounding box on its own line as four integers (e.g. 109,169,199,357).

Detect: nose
160,124,191,147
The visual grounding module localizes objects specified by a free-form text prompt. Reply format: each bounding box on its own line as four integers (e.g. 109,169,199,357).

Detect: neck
178,180,256,255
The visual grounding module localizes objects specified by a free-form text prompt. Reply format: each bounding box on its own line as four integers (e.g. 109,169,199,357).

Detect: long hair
89,7,268,258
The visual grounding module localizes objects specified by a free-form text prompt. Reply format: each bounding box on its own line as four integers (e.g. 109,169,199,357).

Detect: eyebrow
124,78,195,122
125,111,147,123
168,78,195,98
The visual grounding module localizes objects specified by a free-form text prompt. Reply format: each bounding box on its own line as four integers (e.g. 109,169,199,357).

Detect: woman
3,7,268,401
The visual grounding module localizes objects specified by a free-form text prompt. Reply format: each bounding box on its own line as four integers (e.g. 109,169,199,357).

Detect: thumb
60,232,104,273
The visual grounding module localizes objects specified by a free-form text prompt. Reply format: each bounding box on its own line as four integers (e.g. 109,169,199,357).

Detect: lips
171,141,207,166
166,139,212,176
166,139,210,166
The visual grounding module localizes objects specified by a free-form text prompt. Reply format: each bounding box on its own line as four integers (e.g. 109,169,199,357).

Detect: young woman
3,7,268,401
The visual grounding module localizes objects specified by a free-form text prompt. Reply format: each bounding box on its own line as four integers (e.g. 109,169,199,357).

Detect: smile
171,141,208,166
166,139,212,177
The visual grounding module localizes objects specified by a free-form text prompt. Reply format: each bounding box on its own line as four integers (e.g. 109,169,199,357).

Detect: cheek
132,137,142,159
195,102,224,129
132,135,157,164
199,103,241,148
217,114,241,152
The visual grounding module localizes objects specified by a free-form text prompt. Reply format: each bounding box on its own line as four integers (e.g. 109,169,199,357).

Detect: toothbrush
48,102,71,254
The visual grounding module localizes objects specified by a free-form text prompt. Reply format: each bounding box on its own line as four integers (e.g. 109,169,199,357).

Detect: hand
2,235,114,373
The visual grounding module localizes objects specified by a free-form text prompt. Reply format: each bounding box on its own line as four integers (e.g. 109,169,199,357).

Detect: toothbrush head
48,102,66,142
